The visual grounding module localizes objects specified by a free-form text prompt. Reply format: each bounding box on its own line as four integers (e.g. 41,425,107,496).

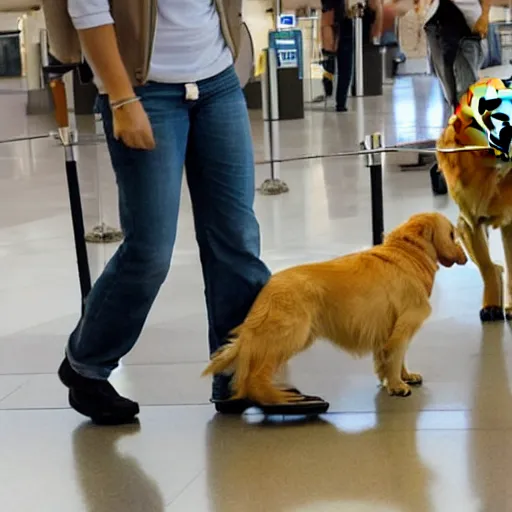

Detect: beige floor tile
0,375,29,402
2,74,512,511
2,406,512,512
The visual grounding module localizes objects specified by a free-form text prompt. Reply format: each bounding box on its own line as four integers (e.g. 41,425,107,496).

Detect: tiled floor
1,75,511,511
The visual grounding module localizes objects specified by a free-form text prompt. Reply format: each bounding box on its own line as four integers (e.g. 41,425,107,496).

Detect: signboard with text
268,30,303,79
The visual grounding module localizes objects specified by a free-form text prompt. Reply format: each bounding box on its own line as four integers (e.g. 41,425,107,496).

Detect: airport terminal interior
2,1,512,511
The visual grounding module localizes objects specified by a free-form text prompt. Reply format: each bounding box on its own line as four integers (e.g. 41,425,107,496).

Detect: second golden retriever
203,212,467,403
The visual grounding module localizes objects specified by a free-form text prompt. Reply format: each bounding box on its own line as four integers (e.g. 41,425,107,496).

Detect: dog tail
202,278,309,404
201,303,271,401
202,335,241,378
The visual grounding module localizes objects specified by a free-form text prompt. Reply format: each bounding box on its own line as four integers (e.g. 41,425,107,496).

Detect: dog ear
400,216,434,243
432,218,468,267
420,220,434,242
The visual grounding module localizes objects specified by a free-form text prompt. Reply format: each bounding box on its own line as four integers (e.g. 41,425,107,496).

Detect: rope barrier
0,134,50,145
0,132,488,160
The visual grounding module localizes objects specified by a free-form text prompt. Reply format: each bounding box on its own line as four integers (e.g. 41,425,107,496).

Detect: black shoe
429,163,448,195
336,106,348,112
214,398,253,415
212,388,329,417
58,357,140,425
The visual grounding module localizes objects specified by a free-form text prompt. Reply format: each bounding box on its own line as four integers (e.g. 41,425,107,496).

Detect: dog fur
202,213,467,403
437,124,512,319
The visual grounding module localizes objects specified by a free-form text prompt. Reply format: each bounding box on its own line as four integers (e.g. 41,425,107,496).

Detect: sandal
213,388,329,416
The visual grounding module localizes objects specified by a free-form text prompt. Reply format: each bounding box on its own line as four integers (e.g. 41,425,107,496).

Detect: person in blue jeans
56,0,329,425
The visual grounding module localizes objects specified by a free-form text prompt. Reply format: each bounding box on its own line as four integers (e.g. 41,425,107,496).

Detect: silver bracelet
110,96,141,111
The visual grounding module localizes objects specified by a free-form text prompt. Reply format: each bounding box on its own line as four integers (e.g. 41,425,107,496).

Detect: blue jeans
66,65,271,400
425,0,483,109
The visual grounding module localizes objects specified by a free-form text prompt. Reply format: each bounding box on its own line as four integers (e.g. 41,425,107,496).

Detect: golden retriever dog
203,213,467,403
436,77,512,321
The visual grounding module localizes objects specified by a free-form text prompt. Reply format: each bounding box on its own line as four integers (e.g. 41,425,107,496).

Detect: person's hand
371,30,382,45
112,100,156,150
472,15,489,39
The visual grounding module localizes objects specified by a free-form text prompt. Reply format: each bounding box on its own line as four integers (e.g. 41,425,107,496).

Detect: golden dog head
399,213,468,267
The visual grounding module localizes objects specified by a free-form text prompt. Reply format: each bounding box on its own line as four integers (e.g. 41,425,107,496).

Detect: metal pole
267,47,278,180
362,133,384,245
275,0,281,27
39,28,49,89
258,44,289,195
354,11,364,97
50,78,92,313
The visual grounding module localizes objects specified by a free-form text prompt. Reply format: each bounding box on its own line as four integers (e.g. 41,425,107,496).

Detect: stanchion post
353,3,365,97
258,45,289,195
362,132,384,245
49,77,92,314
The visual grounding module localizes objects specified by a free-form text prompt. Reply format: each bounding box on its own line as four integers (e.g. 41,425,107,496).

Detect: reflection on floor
0,76,511,511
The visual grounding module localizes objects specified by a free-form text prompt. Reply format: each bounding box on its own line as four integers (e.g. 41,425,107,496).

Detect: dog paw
386,382,412,397
403,373,423,386
480,306,505,323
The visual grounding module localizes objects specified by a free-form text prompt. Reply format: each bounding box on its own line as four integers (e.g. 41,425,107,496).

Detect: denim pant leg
453,37,484,101
425,23,459,108
67,85,190,379
184,66,271,400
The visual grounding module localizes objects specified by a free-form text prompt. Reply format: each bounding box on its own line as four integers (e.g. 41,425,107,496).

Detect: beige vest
0,0,254,87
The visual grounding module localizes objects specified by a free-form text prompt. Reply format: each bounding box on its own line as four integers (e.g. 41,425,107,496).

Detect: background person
424,0,489,194
319,0,383,111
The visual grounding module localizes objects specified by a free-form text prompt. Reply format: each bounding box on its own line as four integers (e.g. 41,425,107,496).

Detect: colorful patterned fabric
449,77,512,161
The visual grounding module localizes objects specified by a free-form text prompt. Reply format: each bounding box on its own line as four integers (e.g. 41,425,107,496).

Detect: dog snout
456,244,468,265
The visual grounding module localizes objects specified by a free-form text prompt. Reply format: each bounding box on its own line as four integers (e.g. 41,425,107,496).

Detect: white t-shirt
424,0,482,29
68,0,233,84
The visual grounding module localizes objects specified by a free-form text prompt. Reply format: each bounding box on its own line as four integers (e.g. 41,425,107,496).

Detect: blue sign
278,13,297,29
268,30,303,79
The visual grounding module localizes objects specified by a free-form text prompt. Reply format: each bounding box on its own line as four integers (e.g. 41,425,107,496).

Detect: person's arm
68,0,155,149
321,8,337,54
68,0,134,102
320,0,337,54
369,0,384,41
472,0,490,38
77,26,135,103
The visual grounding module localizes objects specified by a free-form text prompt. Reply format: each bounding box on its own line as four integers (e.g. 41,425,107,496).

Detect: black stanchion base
429,163,448,196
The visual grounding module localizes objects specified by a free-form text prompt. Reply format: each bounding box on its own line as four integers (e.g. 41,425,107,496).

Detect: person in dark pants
319,0,354,111
424,0,489,194
321,0,382,112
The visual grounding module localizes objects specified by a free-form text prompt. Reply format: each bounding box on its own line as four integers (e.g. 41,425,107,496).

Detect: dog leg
381,309,430,397
236,323,314,405
500,223,512,320
373,351,387,386
373,353,423,387
458,217,504,322
401,364,423,386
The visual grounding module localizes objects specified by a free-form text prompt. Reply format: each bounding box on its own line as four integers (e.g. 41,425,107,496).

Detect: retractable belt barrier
0,130,441,250
0,127,443,310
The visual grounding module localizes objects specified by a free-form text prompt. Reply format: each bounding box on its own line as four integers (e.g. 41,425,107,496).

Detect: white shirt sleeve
68,0,114,30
